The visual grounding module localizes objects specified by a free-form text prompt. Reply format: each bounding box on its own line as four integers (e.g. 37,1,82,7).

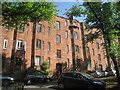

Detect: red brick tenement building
1,16,114,73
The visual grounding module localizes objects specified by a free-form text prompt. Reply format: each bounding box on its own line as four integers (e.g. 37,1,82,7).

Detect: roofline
56,15,83,24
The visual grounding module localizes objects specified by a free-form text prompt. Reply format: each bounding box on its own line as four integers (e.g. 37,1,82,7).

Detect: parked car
0,76,15,87
107,69,117,76
90,70,108,78
58,72,106,89
112,69,117,76
24,73,52,85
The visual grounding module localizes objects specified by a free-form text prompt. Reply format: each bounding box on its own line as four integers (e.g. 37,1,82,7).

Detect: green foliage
26,67,38,73
40,61,49,71
64,4,85,18
2,2,59,28
65,2,120,59
65,2,120,84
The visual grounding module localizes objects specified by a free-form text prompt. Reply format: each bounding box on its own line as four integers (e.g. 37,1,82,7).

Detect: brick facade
1,16,114,74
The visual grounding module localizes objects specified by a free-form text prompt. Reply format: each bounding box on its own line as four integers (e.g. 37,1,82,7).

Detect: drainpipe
69,16,76,71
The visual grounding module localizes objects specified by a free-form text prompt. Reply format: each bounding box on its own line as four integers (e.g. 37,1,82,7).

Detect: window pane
56,35,61,43
67,58,69,67
86,47,89,52
65,31,68,39
73,22,77,25
42,56,44,64
38,24,42,32
36,40,41,49
92,49,95,55
66,45,69,53
19,23,24,32
85,35,88,42
3,39,8,49
48,27,51,35
98,54,101,61
16,40,23,50
48,42,50,51
6,25,10,31
65,20,68,26
57,50,61,59
48,57,51,68
74,32,78,40
75,45,79,53
42,41,44,50
96,43,99,49
35,56,40,66
56,21,60,30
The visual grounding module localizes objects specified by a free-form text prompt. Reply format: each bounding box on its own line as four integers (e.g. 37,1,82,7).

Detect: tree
2,2,59,72
64,2,120,85
2,2,58,27
40,61,50,75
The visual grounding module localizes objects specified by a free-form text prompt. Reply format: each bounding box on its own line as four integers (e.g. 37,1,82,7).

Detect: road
24,81,58,90
2,81,58,90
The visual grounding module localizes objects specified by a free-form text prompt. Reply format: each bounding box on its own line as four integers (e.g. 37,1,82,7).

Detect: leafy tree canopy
2,2,59,28
64,2,120,58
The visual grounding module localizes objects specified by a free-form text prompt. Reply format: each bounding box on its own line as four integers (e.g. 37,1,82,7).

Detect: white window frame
74,32,78,40
48,42,51,51
87,60,91,67
56,21,60,30
65,20,68,26
37,24,42,32
36,39,41,49
56,35,61,43
65,31,68,39
57,50,61,59
3,39,8,49
35,56,40,66
24,41,27,51
16,40,23,50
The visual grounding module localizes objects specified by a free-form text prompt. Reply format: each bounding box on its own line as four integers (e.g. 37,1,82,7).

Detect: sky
54,2,85,22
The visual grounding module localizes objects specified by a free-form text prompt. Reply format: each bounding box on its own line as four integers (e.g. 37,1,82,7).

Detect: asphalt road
24,81,58,90
2,81,58,90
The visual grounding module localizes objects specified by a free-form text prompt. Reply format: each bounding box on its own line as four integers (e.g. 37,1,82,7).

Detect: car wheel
2,80,10,87
58,83,64,89
27,80,32,85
